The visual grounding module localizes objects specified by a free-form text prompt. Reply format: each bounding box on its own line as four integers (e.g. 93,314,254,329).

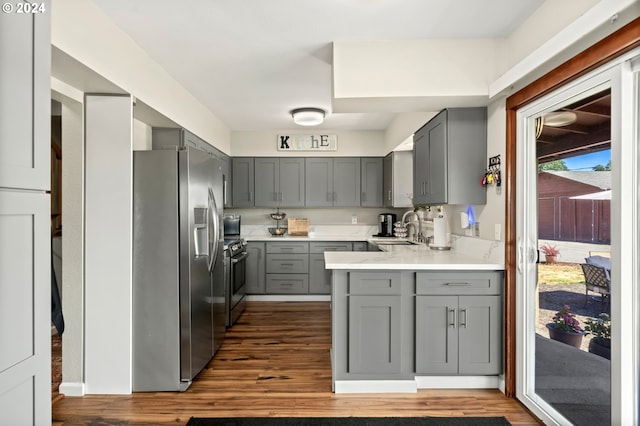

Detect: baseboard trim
246,295,331,302
59,382,85,396
415,376,499,389
334,380,417,394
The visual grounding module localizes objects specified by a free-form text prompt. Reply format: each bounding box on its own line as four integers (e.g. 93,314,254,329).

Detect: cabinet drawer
266,254,308,274
416,271,501,295
266,274,309,293
348,271,402,295
309,241,352,253
266,241,309,254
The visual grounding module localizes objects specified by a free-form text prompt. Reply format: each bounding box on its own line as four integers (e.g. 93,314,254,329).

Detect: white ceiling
90,0,544,131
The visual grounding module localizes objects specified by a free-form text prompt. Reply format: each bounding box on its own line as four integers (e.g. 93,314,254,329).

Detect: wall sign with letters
277,134,337,151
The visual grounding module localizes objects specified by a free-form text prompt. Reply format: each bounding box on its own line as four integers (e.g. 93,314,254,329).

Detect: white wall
52,0,230,153
505,0,600,68
231,130,386,157
384,112,438,153
133,119,152,151
333,39,505,104
84,94,132,394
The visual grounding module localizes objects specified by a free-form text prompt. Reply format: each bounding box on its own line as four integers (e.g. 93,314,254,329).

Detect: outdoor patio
536,261,611,425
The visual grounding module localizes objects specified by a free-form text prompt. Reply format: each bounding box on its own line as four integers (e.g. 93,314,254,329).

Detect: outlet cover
474,222,480,237
351,215,357,224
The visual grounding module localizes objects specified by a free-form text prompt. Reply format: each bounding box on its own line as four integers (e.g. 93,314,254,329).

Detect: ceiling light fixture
291,108,325,126
543,111,577,127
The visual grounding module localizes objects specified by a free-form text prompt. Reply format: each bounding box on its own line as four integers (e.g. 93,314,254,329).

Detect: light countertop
241,224,504,270
324,246,504,271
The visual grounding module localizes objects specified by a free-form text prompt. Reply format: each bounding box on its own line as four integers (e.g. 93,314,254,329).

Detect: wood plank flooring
52,302,540,425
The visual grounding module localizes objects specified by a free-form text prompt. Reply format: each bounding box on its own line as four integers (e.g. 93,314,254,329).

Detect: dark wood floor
52,302,540,425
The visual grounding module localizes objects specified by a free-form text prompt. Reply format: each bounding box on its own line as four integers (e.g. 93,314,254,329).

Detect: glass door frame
513,48,640,425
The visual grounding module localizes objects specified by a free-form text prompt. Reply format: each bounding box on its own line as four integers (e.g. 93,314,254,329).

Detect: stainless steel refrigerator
132,147,224,391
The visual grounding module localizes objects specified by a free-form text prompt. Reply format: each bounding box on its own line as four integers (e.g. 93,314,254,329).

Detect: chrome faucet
402,210,424,243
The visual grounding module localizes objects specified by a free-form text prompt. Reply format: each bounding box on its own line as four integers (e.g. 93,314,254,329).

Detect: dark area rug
186,417,511,426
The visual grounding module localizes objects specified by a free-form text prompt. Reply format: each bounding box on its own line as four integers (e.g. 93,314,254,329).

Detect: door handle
449,308,456,328
459,308,467,328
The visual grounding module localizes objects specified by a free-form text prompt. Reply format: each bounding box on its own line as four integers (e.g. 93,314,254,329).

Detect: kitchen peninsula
325,241,504,394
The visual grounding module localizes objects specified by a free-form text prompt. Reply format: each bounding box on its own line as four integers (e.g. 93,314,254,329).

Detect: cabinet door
458,295,502,375
383,153,393,208
333,158,360,207
415,295,458,374
348,295,402,374
425,111,447,204
218,153,232,207
232,158,255,207
279,158,305,207
245,242,265,294
309,253,330,294
305,158,333,207
412,127,429,205
352,241,368,252
183,129,203,150
360,157,383,207
254,157,279,207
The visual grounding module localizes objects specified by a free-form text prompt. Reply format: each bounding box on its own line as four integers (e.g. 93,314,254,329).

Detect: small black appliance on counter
376,213,397,237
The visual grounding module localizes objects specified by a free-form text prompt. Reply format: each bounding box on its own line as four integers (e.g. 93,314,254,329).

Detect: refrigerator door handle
208,187,220,271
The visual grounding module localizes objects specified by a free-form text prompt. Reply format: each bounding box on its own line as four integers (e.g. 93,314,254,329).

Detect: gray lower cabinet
245,242,265,294
247,241,362,295
332,269,503,382
415,295,501,374
347,271,403,374
309,242,353,294
415,271,502,375
352,241,368,251
265,241,309,293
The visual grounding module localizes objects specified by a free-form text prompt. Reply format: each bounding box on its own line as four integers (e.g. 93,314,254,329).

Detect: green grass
538,262,585,285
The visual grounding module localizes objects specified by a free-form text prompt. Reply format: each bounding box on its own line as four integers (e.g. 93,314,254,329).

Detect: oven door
230,251,248,311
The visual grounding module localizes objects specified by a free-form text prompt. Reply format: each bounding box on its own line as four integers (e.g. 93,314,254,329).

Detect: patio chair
581,263,611,311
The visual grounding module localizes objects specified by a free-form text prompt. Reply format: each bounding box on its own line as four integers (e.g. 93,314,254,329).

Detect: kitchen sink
370,239,418,246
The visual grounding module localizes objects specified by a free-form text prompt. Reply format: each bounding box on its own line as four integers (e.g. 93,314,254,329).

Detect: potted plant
540,243,560,263
584,313,611,359
546,304,585,348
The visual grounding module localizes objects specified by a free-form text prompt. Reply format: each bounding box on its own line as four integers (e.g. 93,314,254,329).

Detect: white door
0,2,52,424
516,52,640,425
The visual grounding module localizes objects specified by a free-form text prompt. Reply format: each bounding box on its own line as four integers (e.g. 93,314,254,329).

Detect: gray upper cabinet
334,158,361,206
360,158,383,207
413,108,487,205
232,158,254,207
305,158,333,207
305,157,361,207
254,157,305,207
383,151,413,208
218,153,231,207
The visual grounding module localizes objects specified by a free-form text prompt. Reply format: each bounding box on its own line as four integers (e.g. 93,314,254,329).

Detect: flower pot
546,323,584,348
588,337,611,360
545,254,557,263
